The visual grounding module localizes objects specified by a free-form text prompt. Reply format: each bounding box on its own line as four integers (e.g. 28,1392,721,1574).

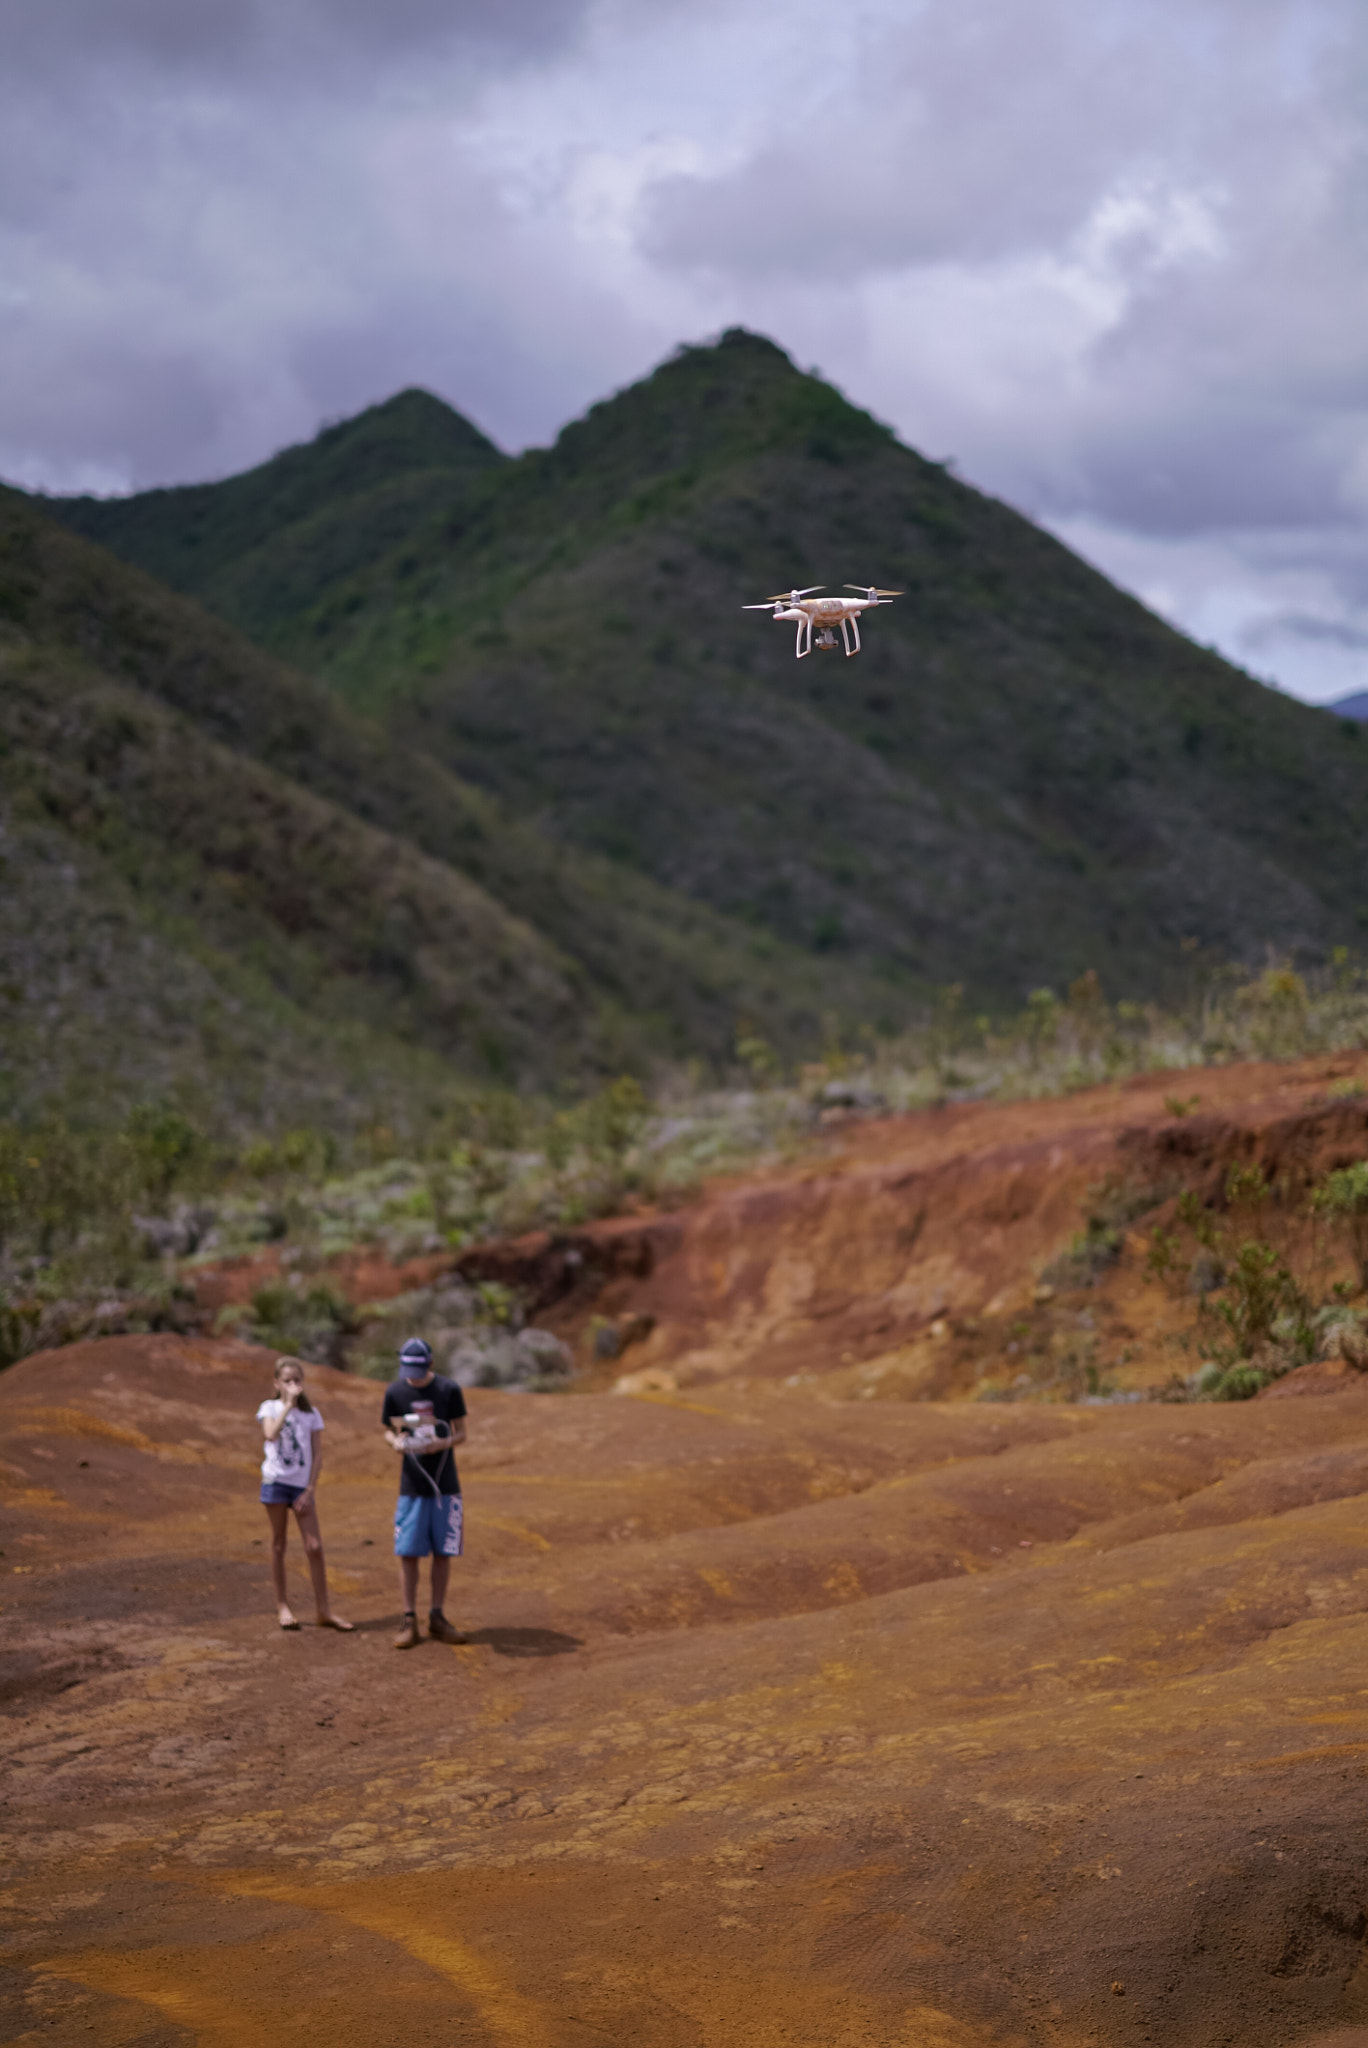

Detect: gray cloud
0,0,589,80
0,0,647,488
1243,612,1368,653
638,0,1368,563
644,2,1171,276
0,0,1364,699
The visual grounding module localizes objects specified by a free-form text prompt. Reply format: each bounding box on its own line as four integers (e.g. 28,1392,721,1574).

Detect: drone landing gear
840,616,862,657
795,616,813,658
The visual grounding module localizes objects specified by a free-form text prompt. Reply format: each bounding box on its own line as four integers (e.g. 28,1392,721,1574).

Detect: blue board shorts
260,1481,307,1505
394,1493,464,1558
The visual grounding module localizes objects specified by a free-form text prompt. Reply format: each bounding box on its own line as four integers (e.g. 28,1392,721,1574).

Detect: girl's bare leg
265,1502,297,1626
293,1499,352,1629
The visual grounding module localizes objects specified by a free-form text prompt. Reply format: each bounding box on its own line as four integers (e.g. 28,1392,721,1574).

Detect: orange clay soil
6,1059,1368,2048
459,1049,1368,1395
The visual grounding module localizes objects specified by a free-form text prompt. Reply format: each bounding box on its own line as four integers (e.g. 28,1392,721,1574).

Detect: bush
583,1077,648,1163
1195,1360,1273,1401
0,1298,42,1370
1041,1223,1121,1289
1205,1239,1312,1371
1311,1162,1368,1290
1042,1176,1168,1290
125,1105,208,1201
1022,988,1061,1069
1236,966,1312,1059
238,1281,359,1366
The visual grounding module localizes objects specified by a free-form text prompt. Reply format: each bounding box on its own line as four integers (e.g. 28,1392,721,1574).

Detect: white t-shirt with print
257,1399,324,1487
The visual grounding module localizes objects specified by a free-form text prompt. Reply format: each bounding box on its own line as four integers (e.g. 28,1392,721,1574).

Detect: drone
744,584,901,658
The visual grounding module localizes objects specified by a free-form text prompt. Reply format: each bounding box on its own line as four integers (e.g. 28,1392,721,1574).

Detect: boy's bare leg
294,1500,352,1629
398,1555,421,1612
424,1555,463,1641
395,1555,448,1636
265,1503,297,1627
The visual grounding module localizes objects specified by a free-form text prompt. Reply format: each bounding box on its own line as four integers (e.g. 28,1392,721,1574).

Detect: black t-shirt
381,1374,467,1496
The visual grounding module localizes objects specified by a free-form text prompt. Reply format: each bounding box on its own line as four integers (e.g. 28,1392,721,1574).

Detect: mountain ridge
49,388,508,671
30,328,1368,1014
0,479,883,1124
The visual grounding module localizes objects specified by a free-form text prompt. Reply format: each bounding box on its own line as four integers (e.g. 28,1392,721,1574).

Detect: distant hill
45,329,1368,1007
0,485,884,1126
49,388,508,663
1329,691,1368,721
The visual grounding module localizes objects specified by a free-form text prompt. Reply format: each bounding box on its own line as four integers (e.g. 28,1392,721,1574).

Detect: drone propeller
742,585,824,609
845,584,903,599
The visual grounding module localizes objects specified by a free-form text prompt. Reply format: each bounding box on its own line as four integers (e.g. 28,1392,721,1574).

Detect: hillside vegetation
50,388,508,658
49,328,1368,1009
0,484,886,1131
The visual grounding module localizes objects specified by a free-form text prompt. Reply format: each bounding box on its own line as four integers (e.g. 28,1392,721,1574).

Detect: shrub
1022,988,1061,1069
1145,1225,1182,1283
241,1137,278,1178
1207,1238,1312,1365
926,982,966,1084
243,1281,359,1366
1311,1161,1368,1290
583,1077,648,1163
1043,1176,1168,1290
1065,969,1109,1064
1176,1188,1219,1251
0,1298,42,1370
1235,966,1312,1059
1202,1361,1273,1401
1041,1223,1121,1289
125,1105,209,1201
735,1029,782,1086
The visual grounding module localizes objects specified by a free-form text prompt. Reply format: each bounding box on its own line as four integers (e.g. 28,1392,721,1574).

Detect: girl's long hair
273,1356,314,1413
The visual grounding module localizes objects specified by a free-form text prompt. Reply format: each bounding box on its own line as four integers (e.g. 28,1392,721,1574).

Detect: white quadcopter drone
744,584,901,658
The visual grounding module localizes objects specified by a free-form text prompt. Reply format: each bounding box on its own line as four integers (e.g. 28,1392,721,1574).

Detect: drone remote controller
399,1408,447,1450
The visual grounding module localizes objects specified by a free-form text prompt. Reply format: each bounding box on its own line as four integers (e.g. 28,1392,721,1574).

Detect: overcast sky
2,0,1364,703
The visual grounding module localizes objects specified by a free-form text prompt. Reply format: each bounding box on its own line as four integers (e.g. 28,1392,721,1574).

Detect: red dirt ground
7,1056,1368,2047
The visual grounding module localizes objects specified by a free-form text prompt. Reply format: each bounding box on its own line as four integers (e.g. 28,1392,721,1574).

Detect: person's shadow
459,1626,583,1658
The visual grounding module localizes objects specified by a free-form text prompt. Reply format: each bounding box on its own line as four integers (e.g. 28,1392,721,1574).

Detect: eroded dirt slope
455,1051,1368,1399
4,1317,1368,2047
184,1054,1368,1404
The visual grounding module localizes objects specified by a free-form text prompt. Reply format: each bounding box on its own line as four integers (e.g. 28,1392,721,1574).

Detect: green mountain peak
540,327,892,504
3,476,875,1126
45,384,506,658
27,333,1368,1026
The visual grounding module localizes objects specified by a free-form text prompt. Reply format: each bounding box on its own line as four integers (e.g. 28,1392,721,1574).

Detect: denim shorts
394,1493,463,1558
260,1481,307,1506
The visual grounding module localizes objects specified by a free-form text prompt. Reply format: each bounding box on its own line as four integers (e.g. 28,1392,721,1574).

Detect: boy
380,1337,468,1649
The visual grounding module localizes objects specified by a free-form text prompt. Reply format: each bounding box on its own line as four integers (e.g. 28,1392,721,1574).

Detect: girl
257,1357,353,1632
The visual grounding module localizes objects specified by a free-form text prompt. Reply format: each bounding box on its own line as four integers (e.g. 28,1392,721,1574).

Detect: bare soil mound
7,1060,1368,2045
